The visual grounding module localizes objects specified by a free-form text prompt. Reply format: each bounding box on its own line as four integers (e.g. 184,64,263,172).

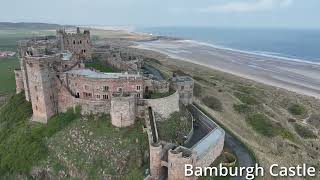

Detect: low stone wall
73,98,111,115
144,91,180,118
184,109,194,145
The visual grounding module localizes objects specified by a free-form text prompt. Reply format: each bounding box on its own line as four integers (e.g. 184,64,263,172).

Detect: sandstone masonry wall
25,56,59,123
111,95,136,127
14,70,24,94
145,91,180,118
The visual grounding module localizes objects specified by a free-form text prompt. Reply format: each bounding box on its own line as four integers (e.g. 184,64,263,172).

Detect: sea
137,27,320,63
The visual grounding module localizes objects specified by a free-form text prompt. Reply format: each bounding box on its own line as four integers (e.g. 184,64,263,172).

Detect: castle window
137,93,140,98
103,95,108,100
136,86,141,90
84,85,89,90
118,87,122,92
83,49,86,53
103,86,109,92
96,94,101,99
34,86,38,91
76,92,80,98
36,96,39,101
80,40,82,44
35,106,38,110
73,40,76,44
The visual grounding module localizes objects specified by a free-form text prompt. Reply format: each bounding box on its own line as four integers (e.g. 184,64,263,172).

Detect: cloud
170,0,293,13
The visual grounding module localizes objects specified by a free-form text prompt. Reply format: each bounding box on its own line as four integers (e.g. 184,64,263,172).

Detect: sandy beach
134,39,320,99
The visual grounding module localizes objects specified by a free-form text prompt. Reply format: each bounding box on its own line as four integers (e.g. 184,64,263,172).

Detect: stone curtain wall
74,98,112,115
145,91,180,118
189,105,225,168
195,132,225,168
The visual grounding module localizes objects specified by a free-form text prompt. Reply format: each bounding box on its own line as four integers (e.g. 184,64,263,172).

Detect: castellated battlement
56,27,92,60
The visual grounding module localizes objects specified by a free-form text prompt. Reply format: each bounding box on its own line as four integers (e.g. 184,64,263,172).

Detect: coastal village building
14,28,225,179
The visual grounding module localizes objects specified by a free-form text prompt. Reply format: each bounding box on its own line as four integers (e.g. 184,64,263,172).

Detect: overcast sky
1,0,319,29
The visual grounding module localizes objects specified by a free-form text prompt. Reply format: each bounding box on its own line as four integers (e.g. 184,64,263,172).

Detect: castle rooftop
66,69,142,79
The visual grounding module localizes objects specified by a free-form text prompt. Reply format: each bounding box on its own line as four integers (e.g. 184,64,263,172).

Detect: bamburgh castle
14,28,225,179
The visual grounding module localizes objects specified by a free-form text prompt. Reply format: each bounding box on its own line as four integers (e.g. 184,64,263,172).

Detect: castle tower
171,76,194,105
168,148,196,180
25,55,59,123
14,69,24,94
110,94,137,127
57,27,92,60
149,143,163,179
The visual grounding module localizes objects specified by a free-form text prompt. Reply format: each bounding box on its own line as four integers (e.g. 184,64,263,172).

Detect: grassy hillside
0,93,148,179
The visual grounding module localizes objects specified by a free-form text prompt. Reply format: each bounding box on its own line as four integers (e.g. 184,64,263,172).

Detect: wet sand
134,39,320,99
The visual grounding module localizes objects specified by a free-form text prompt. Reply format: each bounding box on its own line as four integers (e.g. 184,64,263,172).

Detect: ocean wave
175,39,320,65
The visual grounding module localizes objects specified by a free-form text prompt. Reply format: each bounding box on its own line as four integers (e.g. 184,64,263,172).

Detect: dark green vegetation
0,93,80,176
193,83,202,97
233,85,260,105
85,55,116,73
288,104,307,116
202,96,223,112
293,123,317,139
157,108,192,145
234,92,259,105
233,104,252,114
245,113,294,140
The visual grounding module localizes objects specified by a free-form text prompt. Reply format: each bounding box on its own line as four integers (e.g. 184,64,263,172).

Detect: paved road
224,133,255,180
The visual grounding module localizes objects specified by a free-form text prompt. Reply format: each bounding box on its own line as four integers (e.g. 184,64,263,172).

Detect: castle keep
14,28,225,179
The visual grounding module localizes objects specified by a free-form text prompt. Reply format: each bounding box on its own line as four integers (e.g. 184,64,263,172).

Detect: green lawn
0,57,19,95
0,29,54,96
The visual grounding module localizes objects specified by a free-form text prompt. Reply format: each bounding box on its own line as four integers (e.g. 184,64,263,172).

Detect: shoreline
131,38,320,99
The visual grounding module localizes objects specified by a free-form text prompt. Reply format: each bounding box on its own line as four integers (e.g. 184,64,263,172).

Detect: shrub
246,113,295,140
234,92,259,105
294,123,317,139
246,114,276,137
193,83,202,97
202,96,223,112
288,104,306,116
233,104,252,114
